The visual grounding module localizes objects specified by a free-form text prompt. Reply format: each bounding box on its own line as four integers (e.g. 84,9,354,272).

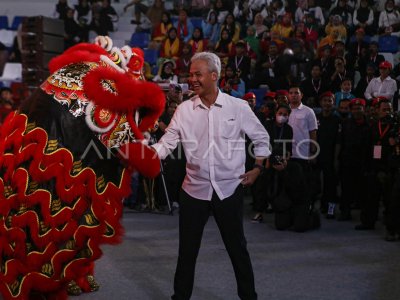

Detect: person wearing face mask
316,92,341,218
254,104,320,231
251,104,293,223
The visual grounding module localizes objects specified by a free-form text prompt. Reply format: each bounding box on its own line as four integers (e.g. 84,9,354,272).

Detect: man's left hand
239,168,260,187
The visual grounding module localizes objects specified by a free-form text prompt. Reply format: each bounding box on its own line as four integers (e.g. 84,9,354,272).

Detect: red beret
379,61,392,69
243,92,256,101
350,98,366,107
371,96,388,107
319,91,334,100
355,27,365,34
276,90,289,96
264,91,277,98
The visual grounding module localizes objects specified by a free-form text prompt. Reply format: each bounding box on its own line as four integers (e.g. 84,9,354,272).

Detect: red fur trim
118,143,160,178
83,67,165,119
48,43,108,73
0,112,134,299
83,67,142,112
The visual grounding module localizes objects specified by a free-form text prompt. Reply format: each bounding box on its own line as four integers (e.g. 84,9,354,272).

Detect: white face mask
276,115,288,124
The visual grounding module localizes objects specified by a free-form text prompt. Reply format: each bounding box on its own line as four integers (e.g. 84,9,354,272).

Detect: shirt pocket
294,114,307,128
219,118,237,139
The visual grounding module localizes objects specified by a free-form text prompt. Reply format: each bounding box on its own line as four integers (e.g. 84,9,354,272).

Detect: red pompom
117,143,160,178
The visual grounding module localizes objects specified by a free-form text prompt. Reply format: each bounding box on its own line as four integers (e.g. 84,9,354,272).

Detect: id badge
373,145,382,159
269,69,275,77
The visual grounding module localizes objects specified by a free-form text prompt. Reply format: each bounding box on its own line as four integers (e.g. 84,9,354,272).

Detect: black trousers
386,170,400,233
171,187,257,300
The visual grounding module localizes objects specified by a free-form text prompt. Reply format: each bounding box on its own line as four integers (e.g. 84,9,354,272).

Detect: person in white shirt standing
288,85,319,208
364,61,397,105
152,52,270,300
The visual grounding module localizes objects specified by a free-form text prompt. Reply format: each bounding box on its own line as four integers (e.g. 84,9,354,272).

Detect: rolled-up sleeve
240,104,271,158
152,107,182,160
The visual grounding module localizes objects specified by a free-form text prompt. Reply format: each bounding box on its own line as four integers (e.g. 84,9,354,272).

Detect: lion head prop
0,37,165,299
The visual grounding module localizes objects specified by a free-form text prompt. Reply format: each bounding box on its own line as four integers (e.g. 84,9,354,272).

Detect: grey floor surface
76,204,400,300
1,202,400,300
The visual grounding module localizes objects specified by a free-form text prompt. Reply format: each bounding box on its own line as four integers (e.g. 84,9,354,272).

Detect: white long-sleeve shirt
364,76,397,102
152,91,270,200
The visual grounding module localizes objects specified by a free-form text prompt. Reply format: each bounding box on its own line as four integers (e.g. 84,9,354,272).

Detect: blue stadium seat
191,17,203,29
10,16,24,31
349,34,371,44
0,16,9,30
144,48,159,66
129,32,150,48
378,35,399,53
248,88,268,107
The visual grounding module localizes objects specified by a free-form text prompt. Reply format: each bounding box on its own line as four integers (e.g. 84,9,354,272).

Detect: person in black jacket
338,98,372,220
316,91,341,218
358,41,385,77
354,63,376,98
300,64,330,108
252,104,293,223
355,99,395,230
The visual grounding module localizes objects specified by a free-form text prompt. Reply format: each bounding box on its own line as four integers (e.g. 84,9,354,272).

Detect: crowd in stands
1,0,400,239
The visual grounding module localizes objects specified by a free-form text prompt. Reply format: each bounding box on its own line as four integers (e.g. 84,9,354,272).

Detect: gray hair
191,52,221,79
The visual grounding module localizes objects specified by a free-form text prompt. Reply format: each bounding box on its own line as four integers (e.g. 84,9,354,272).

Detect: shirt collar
192,89,224,110
379,76,391,82
291,102,304,110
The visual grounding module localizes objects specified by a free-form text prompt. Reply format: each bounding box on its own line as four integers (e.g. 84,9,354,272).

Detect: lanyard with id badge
374,121,390,159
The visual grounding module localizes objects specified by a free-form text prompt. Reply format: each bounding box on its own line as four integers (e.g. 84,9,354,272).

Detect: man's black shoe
354,224,375,230
131,20,141,25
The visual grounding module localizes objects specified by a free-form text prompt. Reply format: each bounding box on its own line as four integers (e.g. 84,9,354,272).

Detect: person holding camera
251,104,293,223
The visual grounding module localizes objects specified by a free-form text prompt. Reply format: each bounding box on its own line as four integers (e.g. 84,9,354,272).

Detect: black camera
270,155,284,165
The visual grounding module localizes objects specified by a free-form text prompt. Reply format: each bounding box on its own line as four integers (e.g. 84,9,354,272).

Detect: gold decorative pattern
41,263,54,277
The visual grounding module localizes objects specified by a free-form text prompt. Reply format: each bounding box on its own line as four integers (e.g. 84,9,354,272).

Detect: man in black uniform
385,122,400,240
338,98,372,221
316,91,341,218
355,98,394,230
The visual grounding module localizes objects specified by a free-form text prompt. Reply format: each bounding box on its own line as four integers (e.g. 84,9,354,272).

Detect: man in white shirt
288,86,318,161
152,52,270,300
364,61,397,104
288,85,319,207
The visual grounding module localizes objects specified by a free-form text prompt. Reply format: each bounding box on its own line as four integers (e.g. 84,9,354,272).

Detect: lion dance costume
0,36,165,299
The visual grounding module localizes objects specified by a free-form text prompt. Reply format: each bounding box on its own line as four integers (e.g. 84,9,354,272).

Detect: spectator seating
0,30,16,48
144,48,159,66
248,87,268,107
0,62,22,86
130,32,150,48
112,39,126,48
349,34,371,44
117,23,137,32
110,31,133,41
10,16,24,31
378,35,399,53
380,52,394,67
0,16,8,30
191,17,203,29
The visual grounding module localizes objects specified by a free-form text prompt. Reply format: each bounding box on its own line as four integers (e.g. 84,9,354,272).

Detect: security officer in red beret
338,98,373,221
355,97,395,230
316,91,341,218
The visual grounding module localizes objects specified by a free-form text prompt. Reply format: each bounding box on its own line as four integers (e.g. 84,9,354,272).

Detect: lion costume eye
85,102,117,133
